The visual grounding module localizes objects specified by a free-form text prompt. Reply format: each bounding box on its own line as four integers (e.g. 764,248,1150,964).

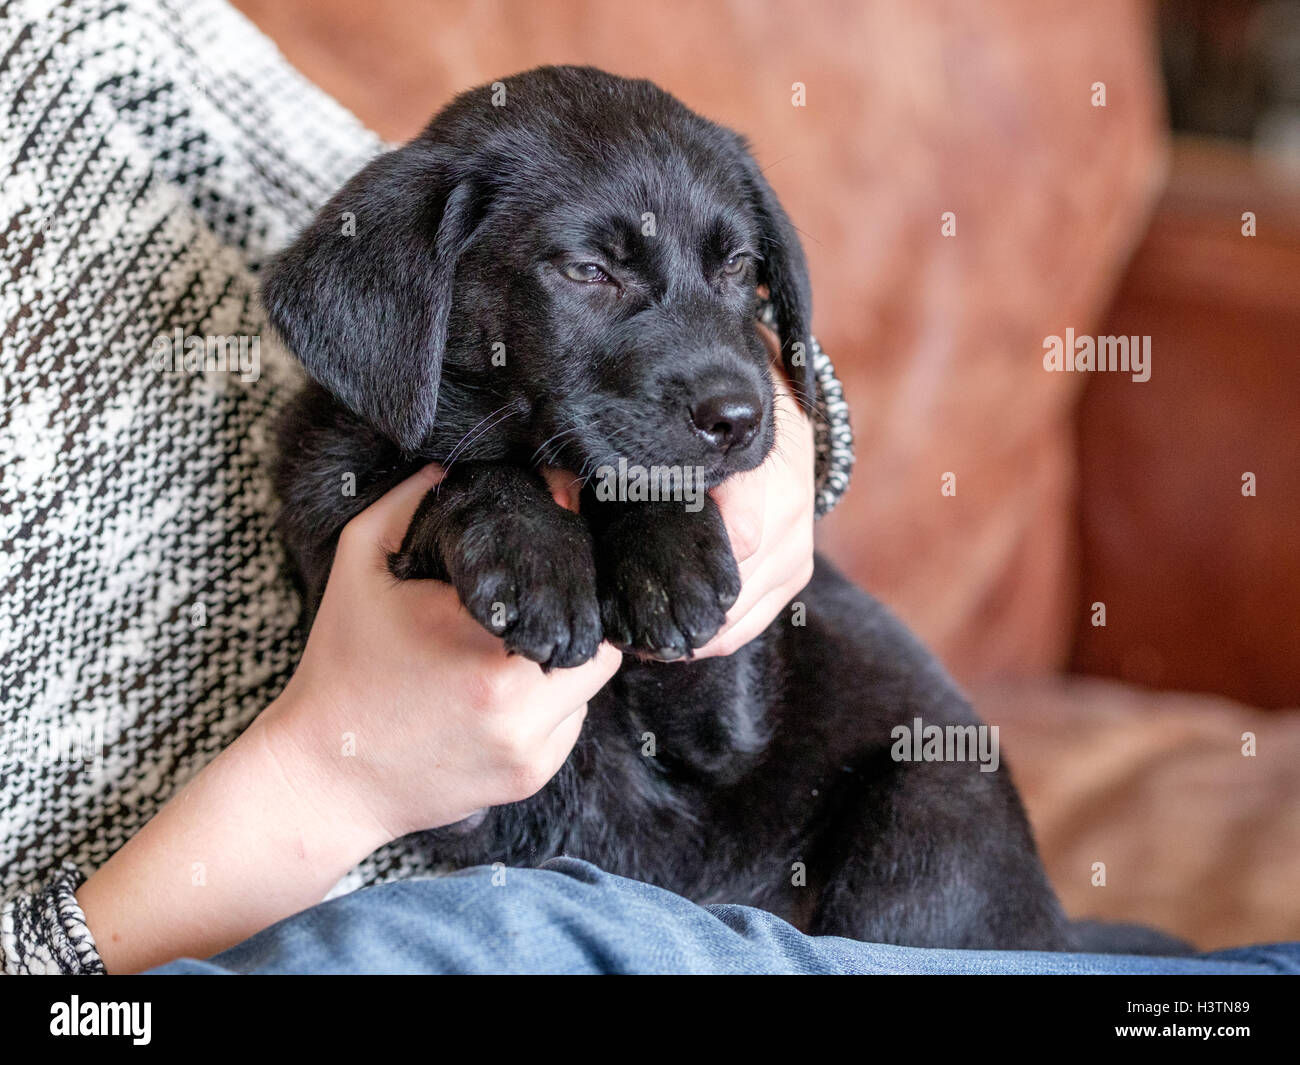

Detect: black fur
264,66,1070,948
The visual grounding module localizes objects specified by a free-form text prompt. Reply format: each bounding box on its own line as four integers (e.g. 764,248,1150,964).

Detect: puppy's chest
542,681,816,910
586,654,774,784
426,656,808,906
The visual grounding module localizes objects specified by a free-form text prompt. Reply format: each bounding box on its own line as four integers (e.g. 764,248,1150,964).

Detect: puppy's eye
561,262,611,284
721,253,748,276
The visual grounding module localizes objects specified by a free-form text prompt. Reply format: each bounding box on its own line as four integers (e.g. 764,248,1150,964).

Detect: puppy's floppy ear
262,143,480,452
734,141,814,406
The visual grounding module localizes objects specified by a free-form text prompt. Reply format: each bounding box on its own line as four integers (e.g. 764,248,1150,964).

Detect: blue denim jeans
150,858,1300,975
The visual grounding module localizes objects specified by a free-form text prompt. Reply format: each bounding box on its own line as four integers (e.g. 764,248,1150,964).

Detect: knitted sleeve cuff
809,332,854,519
756,300,854,518
1,863,105,975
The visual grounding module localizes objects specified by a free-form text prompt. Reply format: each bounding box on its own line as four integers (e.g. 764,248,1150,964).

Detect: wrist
253,688,397,859
77,701,391,973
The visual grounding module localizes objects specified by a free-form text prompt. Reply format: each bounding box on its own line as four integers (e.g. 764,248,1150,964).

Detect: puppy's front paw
595,506,740,661
391,507,601,670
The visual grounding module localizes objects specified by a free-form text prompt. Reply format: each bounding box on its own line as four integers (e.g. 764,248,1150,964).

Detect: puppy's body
267,66,1070,949
422,563,1066,947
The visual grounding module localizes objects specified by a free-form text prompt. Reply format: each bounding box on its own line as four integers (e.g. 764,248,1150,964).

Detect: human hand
691,337,817,659
264,464,622,843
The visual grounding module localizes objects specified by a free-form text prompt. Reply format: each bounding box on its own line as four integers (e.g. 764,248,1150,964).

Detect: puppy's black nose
690,393,760,452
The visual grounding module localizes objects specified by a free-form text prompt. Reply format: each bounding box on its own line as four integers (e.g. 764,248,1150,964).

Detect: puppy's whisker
564,421,627,487
442,403,521,474
576,450,623,490
445,402,514,463
590,417,632,449
530,421,586,467
773,386,818,421
757,153,796,175
767,440,795,474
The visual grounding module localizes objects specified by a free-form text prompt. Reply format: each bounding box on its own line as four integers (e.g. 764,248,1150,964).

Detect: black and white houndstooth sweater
0,0,854,974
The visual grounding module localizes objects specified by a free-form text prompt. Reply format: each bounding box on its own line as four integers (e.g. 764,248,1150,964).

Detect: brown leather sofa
232,0,1299,949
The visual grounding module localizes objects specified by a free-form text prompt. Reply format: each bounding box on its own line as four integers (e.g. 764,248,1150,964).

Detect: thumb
348,463,445,551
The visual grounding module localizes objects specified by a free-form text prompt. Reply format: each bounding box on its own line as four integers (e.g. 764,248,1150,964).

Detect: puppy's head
264,66,811,485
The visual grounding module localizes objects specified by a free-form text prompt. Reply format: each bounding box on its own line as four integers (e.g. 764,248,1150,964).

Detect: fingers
497,645,617,773
543,640,623,696
470,638,622,723
693,586,783,659
692,537,812,659
437,605,622,690
540,703,590,767
527,642,620,742
710,354,811,565
711,466,766,562
697,356,817,655
501,703,590,803
540,466,582,512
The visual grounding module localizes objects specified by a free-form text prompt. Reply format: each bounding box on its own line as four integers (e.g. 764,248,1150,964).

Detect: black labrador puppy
264,65,1069,948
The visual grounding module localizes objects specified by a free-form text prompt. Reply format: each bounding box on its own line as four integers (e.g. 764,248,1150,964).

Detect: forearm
76,700,387,974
